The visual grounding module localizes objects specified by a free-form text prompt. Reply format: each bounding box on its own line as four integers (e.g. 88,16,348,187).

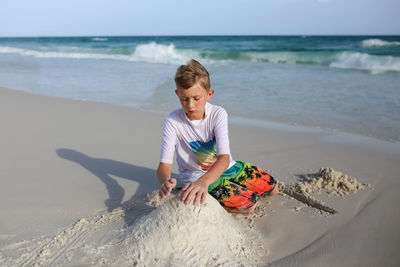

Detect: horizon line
1,33,400,38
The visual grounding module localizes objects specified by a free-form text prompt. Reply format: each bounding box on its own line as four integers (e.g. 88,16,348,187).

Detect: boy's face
175,83,214,121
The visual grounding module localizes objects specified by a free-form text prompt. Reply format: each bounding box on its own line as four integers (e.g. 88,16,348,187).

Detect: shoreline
4,85,399,145
1,85,400,266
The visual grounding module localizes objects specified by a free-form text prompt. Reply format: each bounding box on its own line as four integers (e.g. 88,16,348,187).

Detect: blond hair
174,59,210,91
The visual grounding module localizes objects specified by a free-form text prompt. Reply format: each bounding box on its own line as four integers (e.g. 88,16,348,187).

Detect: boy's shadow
56,148,178,218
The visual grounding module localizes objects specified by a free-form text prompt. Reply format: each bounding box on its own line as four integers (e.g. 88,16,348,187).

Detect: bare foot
223,203,257,214
268,183,279,196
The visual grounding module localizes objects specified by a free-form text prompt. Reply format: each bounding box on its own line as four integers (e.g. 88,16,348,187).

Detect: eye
194,97,200,101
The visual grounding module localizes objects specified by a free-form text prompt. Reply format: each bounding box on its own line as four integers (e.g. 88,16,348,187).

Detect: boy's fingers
182,187,190,201
193,194,200,206
169,178,177,186
163,186,169,194
167,183,175,191
182,183,190,191
184,193,192,204
164,183,171,191
183,185,197,202
160,185,170,198
185,188,198,204
201,192,207,204
159,190,165,199
161,184,167,193
163,179,175,191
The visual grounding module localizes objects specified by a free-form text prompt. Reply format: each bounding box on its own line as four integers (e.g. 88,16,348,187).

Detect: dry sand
278,167,372,214
1,86,400,266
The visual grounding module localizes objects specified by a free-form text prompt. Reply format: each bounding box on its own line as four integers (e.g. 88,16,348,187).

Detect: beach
1,85,400,266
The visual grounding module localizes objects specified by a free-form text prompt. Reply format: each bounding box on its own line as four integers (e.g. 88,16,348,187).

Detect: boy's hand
159,178,176,199
181,179,208,206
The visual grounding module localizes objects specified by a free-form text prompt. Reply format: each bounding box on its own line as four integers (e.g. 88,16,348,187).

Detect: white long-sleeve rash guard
160,102,236,187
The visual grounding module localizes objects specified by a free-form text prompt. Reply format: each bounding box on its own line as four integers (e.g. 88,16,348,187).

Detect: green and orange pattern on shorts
208,161,277,210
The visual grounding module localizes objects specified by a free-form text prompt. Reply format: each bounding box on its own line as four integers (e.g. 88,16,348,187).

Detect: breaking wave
330,52,400,74
362,38,400,48
1,41,399,73
91,37,108,41
0,42,194,65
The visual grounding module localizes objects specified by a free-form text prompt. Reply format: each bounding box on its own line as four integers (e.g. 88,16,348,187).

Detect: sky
0,0,399,37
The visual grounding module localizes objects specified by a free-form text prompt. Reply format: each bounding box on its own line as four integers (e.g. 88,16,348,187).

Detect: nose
187,99,195,109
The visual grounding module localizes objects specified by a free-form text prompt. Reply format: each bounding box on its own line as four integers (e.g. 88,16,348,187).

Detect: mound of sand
279,167,372,214
298,167,370,196
2,192,267,266
120,192,267,266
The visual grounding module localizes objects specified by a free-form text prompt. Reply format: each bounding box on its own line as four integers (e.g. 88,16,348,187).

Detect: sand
278,167,372,214
122,191,266,266
1,86,400,266
296,167,370,196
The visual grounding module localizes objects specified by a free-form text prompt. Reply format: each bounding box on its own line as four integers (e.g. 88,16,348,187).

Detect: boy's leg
268,182,279,196
209,179,259,212
231,161,277,197
222,203,257,214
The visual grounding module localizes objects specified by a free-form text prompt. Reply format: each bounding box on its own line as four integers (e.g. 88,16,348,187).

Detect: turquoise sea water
0,36,399,141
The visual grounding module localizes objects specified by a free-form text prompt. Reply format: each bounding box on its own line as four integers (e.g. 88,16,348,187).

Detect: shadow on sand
56,148,179,225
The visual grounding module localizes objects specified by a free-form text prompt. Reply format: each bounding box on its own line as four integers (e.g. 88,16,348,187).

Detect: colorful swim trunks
208,161,277,210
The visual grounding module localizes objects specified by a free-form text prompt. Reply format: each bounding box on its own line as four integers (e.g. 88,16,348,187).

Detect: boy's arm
181,154,230,205
157,162,176,199
158,115,178,199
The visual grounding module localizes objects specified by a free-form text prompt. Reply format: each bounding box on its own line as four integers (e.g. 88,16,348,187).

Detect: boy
157,59,278,214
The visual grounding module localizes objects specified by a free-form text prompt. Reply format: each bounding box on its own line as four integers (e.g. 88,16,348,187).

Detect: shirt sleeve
214,108,231,156
160,116,177,164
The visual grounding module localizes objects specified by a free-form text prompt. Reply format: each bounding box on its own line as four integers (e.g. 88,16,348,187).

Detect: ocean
0,36,399,142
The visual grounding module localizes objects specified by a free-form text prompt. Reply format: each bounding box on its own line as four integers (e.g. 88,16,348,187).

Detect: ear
207,89,215,100
175,89,179,96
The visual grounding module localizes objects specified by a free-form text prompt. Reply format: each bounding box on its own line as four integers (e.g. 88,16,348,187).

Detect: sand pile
120,191,267,266
298,167,370,196
280,167,371,214
1,192,267,266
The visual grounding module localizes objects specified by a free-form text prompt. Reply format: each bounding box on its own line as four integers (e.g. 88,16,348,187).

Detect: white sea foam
91,37,108,41
0,42,195,65
0,46,126,60
254,50,400,74
38,46,87,52
247,51,335,65
362,38,400,48
330,52,400,74
2,43,399,74
248,51,298,64
132,42,191,64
